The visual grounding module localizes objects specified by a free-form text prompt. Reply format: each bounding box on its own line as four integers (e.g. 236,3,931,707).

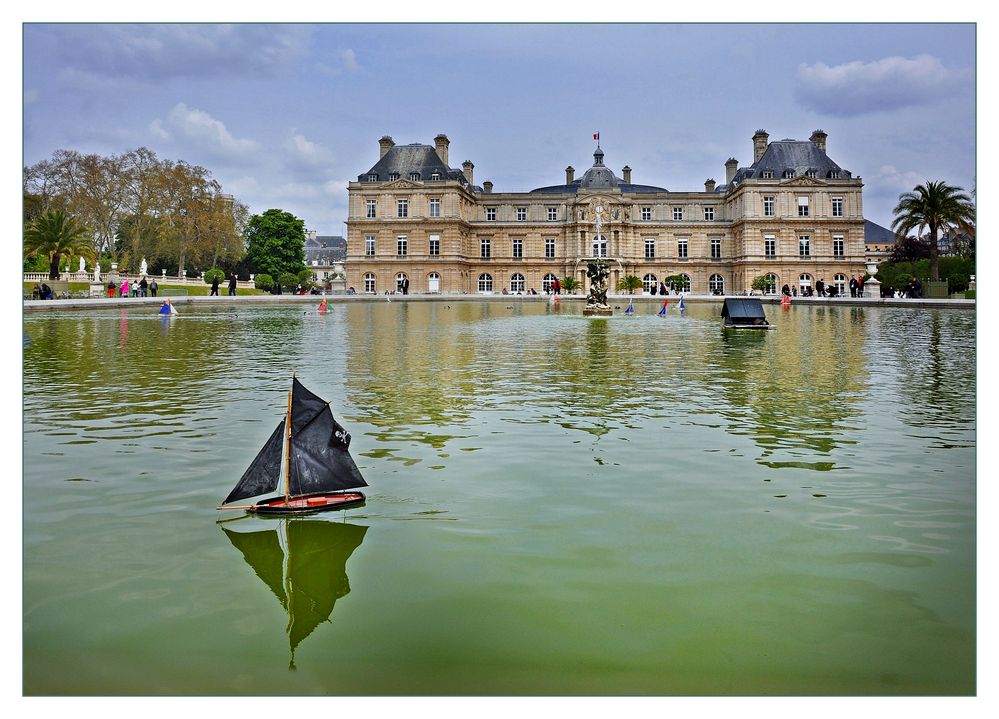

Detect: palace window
677,238,688,258
704,207,715,221
799,274,812,293
478,273,493,293
834,274,847,295
512,238,523,258
365,235,376,256
764,195,775,217
363,273,376,293
481,238,491,258
641,207,652,221
517,207,527,221
711,238,722,259
397,199,409,218
806,170,817,178
388,173,399,181
709,274,724,294
366,174,378,182
397,235,408,256
429,198,441,217
783,169,795,179
510,273,525,293
763,273,778,295
545,237,556,258
542,273,558,293
429,234,440,256
644,238,656,259
762,170,774,179
764,235,776,258
486,207,497,221
592,234,607,258
832,197,844,217
547,207,558,221
643,274,657,293
366,199,377,218
409,172,421,181
797,196,809,217
673,207,683,221
430,172,441,181
833,235,844,257
799,235,811,257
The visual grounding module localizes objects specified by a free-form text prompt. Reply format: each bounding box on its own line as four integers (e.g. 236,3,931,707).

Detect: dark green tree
891,181,975,281
24,210,94,279
244,209,306,279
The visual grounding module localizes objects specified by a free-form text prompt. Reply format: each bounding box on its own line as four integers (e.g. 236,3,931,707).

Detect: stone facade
346,131,867,297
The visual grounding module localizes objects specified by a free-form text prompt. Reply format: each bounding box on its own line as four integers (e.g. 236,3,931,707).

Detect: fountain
583,203,612,316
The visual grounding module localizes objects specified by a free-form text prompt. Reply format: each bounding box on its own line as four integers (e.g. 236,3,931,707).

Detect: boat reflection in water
221,518,368,669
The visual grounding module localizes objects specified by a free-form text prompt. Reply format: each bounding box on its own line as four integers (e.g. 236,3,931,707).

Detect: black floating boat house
721,298,771,328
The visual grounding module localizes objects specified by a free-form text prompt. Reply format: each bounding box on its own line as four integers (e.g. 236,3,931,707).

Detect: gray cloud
30,24,312,82
794,54,971,116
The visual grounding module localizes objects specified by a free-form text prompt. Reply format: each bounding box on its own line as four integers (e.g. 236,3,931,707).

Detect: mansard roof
722,138,852,190
359,143,467,184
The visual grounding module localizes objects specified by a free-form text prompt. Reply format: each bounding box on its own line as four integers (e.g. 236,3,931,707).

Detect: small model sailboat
218,377,367,515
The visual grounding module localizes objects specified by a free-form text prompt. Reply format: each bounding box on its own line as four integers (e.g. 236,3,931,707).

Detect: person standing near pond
210,274,220,296
849,276,858,297
139,276,148,297
228,272,237,296
149,278,158,297
108,278,116,298
120,277,130,298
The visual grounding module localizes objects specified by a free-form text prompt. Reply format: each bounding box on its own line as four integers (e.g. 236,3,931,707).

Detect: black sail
288,378,367,497
223,420,285,505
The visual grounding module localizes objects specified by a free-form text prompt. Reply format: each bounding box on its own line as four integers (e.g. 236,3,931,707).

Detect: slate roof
530,148,668,194
359,143,468,185
864,220,895,244
305,235,346,264
719,138,852,192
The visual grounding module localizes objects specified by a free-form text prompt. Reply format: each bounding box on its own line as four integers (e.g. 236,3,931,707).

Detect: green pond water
22,300,976,696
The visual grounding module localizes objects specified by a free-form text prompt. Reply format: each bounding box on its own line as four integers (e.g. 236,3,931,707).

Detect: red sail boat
218,377,367,515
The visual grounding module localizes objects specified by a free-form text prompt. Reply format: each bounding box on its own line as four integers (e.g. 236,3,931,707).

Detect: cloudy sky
20,19,977,235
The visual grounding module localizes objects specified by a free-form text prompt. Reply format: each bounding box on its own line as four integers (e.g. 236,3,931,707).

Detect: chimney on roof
566,166,574,184
705,178,716,193
752,129,769,164
622,166,632,183
378,135,395,158
434,134,450,165
725,158,739,184
462,160,474,186
483,180,493,193
810,129,828,154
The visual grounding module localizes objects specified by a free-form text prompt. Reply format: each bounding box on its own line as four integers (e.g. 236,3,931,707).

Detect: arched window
478,273,493,293
510,273,525,293
709,274,724,295
542,273,558,293
363,273,376,294
675,274,692,293
592,234,607,258
395,272,408,293
799,273,812,294
643,273,658,294
834,273,847,297
428,272,441,293
763,273,778,295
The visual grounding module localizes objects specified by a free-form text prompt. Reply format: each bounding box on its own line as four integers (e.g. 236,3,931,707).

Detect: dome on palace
530,147,668,194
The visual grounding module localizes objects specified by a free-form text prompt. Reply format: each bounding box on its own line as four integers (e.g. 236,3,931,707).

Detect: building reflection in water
221,518,368,669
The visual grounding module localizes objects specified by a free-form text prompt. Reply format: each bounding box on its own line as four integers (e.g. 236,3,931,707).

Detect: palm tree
560,276,580,294
891,181,975,281
24,210,94,280
616,275,643,295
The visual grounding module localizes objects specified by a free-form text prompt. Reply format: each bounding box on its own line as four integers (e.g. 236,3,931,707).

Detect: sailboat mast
284,389,292,502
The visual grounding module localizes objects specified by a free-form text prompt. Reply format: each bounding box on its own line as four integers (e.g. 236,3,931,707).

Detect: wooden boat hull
250,491,366,516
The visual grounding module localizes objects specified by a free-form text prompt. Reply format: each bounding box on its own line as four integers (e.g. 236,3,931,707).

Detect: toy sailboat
218,377,367,515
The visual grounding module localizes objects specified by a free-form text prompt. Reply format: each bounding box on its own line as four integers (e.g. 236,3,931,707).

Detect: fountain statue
94,262,101,283
79,256,86,273
140,257,148,276
583,203,613,316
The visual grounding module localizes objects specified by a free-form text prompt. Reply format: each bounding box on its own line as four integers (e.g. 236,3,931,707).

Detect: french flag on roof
593,132,599,141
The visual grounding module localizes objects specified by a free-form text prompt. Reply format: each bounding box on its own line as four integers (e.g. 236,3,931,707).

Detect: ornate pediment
385,179,420,190
779,175,826,187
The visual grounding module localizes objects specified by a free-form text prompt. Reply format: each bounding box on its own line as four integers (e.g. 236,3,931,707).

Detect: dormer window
367,174,378,182
430,172,441,181
828,171,840,179
388,173,400,181
409,172,421,181
762,170,774,179
783,169,795,179
806,170,817,179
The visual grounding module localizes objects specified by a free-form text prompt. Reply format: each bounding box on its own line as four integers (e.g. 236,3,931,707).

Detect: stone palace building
345,130,867,296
